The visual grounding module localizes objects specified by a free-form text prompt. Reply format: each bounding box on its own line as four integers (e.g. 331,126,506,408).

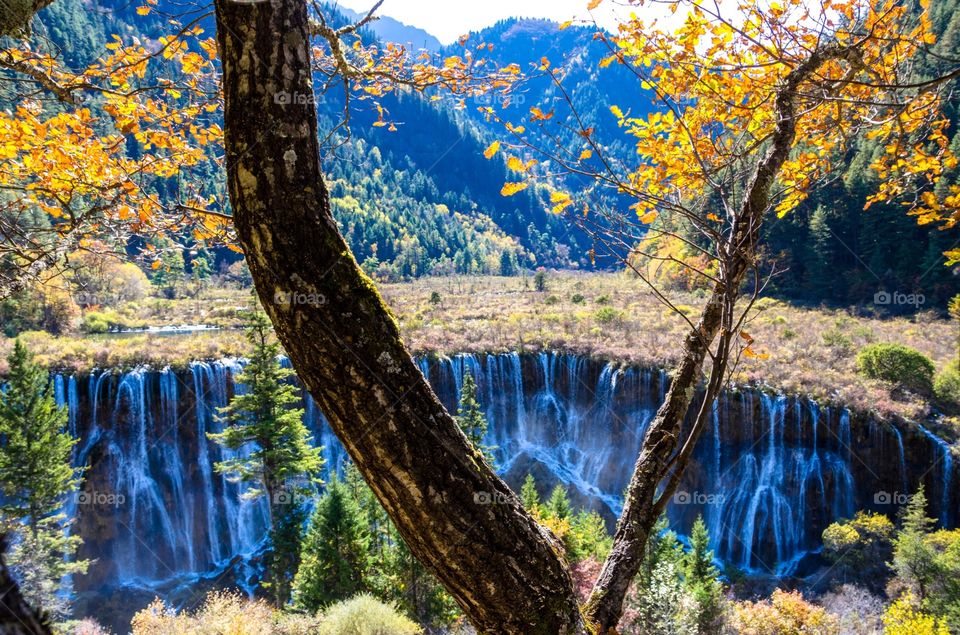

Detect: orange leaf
501,182,529,196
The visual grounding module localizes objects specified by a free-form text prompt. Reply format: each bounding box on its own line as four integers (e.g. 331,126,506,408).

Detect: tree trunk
584,47,845,631
0,0,56,37
211,2,583,632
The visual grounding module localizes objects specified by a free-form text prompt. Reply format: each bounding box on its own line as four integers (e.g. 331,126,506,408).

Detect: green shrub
781,328,797,340
571,294,585,304
595,294,611,305
82,313,110,334
318,595,421,635
533,270,547,292
594,307,621,324
822,328,853,354
934,360,960,406
855,343,935,394
544,295,560,305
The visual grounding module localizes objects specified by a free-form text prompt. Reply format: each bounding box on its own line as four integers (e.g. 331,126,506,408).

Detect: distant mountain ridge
339,6,442,50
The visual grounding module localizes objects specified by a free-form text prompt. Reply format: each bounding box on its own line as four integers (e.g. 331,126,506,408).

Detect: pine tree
807,205,838,300
293,478,369,611
0,339,87,619
209,311,323,605
544,484,572,521
499,250,517,276
455,371,495,463
569,510,612,562
336,461,460,628
683,516,724,634
684,516,717,584
520,474,541,515
893,485,938,600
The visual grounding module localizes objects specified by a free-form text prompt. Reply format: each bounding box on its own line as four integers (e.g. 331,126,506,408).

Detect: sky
331,0,635,44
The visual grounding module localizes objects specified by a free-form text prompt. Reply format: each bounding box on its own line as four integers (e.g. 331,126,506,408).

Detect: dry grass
381,273,956,421
1,272,955,421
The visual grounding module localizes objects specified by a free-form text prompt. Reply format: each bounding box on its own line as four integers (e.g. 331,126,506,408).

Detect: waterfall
54,352,956,609
917,424,954,526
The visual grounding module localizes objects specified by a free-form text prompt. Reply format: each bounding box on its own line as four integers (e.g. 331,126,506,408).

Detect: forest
0,0,959,633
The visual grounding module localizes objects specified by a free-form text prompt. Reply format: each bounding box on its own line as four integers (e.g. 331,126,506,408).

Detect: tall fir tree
337,461,460,628
293,477,369,610
544,484,573,521
683,515,724,634
454,371,495,463
0,339,86,619
520,473,541,514
893,485,938,600
209,311,323,605
807,205,838,300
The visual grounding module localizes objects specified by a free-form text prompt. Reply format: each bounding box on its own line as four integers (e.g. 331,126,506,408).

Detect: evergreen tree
454,371,495,463
499,250,517,276
629,516,695,635
893,485,938,600
683,516,724,634
807,205,838,300
544,484,573,521
569,510,612,562
0,339,86,619
293,478,369,610
339,461,460,628
684,516,717,584
209,311,323,605
520,473,541,514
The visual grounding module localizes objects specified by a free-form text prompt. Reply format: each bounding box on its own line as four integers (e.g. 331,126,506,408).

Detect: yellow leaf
507,156,526,171
151,260,162,270
484,141,501,159
550,191,573,213
587,0,603,9
559,20,573,30
579,149,593,160
610,105,624,119
501,182,528,196
707,213,721,222
136,5,150,15
639,210,657,224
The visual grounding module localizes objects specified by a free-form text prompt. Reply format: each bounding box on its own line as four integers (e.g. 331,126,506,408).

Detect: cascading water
56,352,957,625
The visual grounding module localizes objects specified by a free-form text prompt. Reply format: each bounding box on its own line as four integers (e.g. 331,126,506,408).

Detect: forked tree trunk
211,1,583,632
584,46,848,631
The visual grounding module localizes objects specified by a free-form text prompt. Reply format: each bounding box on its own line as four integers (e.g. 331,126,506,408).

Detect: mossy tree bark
211,1,583,632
